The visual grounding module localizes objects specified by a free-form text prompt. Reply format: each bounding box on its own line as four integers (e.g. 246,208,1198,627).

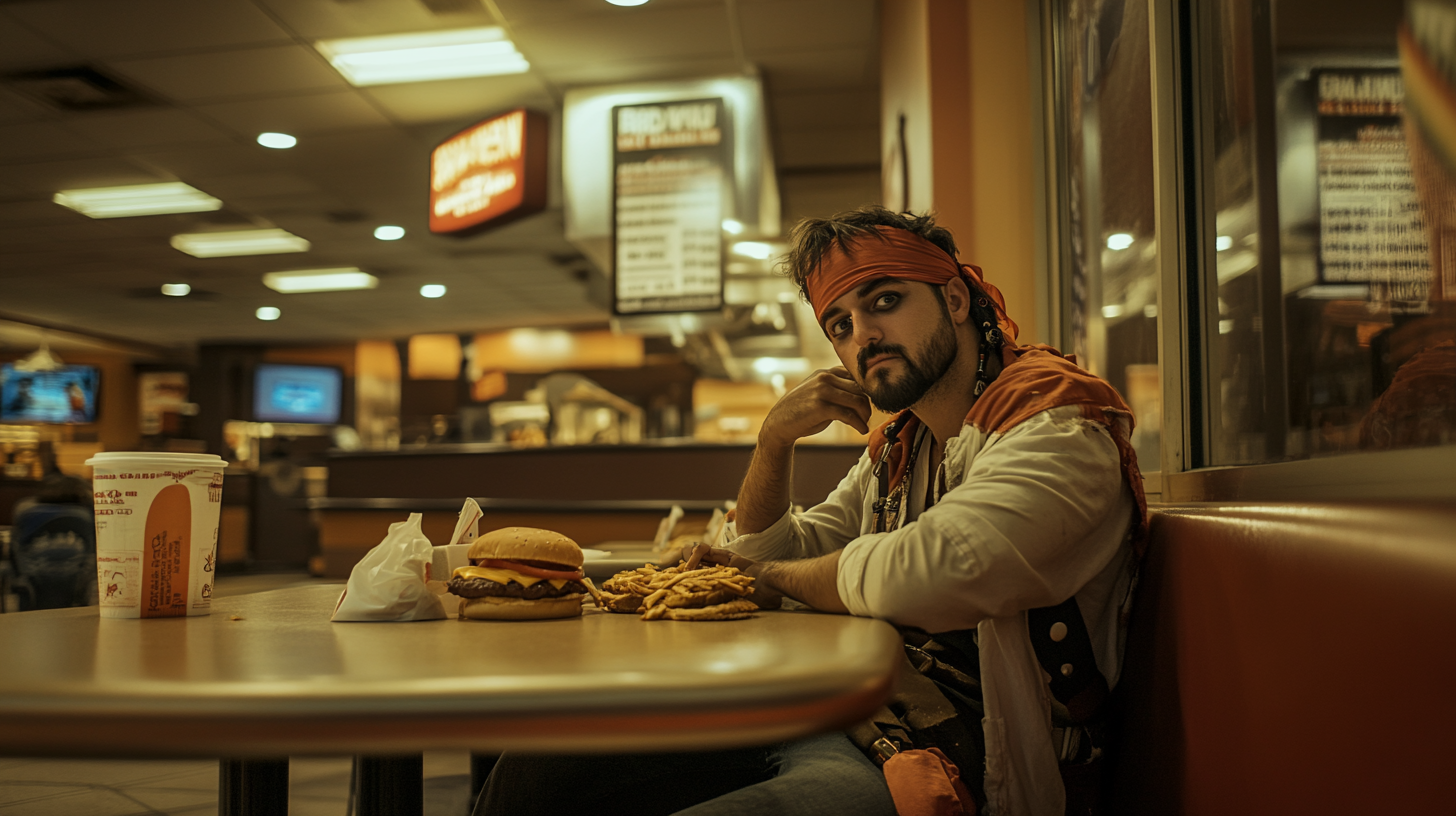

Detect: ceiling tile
776,126,880,169
0,199,77,225
0,87,50,125
361,74,552,125
109,45,347,104
0,221,127,246
543,56,743,88
513,5,734,70
61,108,234,150
1,156,165,194
0,11,76,73
754,48,876,92
193,171,322,201
770,89,880,130
736,0,876,54
256,0,499,40
0,120,96,160
127,141,285,182
195,89,396,138
6,0,293,59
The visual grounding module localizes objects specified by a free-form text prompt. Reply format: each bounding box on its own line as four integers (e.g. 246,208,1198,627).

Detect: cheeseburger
448,527,587,620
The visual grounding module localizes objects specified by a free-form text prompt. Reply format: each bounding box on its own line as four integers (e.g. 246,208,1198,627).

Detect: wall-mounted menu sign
612,98,726,314
430,108,548,236
1315,69,1431,309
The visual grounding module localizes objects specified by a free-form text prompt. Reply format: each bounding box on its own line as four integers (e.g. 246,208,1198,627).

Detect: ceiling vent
2,66,155,113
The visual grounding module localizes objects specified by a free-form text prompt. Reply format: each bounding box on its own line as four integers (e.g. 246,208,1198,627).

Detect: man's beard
856,316,958,413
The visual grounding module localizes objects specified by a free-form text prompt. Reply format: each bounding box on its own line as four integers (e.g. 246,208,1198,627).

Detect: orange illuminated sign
430,108,548,235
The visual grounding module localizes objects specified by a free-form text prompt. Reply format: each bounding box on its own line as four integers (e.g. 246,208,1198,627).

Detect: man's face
818,278,958,413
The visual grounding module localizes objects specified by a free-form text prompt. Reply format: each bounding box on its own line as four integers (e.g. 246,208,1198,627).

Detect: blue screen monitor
253,364,342,425
0,364,100,424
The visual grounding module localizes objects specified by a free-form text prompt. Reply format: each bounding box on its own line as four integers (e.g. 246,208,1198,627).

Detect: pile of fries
590,563,759,621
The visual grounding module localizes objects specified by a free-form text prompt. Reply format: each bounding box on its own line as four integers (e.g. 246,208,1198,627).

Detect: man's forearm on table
756,551,848,614
734,439,794,535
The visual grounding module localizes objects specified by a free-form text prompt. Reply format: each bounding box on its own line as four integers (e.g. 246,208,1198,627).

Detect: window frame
1043,0,1456,503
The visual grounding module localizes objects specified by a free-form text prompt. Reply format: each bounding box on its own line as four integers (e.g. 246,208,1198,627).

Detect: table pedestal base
353,754,424,816
219,758,287,816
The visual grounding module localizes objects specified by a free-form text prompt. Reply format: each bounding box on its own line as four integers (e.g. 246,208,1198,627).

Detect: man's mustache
858,342,909,378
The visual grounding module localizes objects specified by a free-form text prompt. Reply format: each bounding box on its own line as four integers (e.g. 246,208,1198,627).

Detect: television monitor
253,364,343,425
0,364,100,424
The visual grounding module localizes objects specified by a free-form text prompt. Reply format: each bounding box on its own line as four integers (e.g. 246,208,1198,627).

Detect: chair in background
9,501,96,611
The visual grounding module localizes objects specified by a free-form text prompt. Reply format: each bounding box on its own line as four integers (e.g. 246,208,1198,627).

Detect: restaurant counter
314,441,865,578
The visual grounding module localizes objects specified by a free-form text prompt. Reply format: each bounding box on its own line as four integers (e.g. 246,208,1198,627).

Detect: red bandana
805,226,1019,342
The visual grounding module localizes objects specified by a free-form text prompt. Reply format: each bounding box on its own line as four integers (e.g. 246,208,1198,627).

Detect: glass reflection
1056,0,1163,469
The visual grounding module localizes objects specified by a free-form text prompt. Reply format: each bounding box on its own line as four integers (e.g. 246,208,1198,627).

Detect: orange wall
880,0,1041,344
967,0,1039,344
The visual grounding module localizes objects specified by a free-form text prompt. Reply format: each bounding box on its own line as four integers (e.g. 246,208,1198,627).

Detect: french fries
597,562,758,621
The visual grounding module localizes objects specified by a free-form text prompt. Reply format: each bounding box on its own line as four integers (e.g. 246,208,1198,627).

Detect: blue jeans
473,732,895,816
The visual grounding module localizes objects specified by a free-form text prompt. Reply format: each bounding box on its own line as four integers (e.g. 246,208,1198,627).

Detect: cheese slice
451,564,569,590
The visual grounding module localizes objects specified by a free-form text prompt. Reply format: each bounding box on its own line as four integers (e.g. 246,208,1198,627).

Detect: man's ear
941,277,973,325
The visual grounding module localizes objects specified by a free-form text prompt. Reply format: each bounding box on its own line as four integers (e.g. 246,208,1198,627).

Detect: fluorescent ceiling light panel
263,268,378,293
316,27,529,86
171,229,310,258
53,182,222,219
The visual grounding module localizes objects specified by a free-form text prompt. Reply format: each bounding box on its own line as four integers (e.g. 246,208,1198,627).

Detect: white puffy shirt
726,405,1137,816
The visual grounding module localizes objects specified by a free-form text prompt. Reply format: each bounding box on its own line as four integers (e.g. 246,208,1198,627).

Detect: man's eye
828,317,852,338
875,292,900,309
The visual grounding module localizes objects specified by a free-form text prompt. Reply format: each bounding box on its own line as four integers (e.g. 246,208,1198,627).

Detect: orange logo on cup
141,484,192,618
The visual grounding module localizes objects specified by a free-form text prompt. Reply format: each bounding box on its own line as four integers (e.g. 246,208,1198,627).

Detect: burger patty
449,576,586,600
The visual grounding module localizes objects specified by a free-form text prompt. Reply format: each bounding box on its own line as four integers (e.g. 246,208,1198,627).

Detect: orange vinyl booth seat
1107,503,1456,815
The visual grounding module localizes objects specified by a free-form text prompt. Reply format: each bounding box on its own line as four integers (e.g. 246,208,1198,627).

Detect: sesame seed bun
467,527,584,569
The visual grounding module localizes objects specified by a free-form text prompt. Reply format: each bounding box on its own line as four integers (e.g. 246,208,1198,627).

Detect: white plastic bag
331,513,447,622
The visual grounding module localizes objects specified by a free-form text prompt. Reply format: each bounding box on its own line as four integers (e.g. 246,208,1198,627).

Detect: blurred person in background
10,472,96,611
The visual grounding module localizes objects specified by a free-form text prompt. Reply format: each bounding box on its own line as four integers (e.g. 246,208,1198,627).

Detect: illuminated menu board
1316,69,1431,309
430,108,548,236
611,98,726,314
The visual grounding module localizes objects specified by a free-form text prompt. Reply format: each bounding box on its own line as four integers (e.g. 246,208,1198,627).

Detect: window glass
1203,0,1456,463
1055,0,1163,470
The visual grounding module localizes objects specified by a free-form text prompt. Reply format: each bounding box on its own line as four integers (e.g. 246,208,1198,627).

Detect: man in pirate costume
473,207,1144,816
719,206,1147,816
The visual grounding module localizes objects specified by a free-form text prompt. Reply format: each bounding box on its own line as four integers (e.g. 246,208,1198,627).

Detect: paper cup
85,452,227,619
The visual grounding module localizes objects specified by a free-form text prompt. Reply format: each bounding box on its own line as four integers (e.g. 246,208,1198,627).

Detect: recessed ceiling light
256,307,281,321
161,283,191,297
374,225,406,241
721,219,744,235
53,182,222,219
606,0,651,5
171,229,310,258
263,268,379,293
316,27,529,87
420,284,447,298
257,132,297,149
1216,235,1234,251
1106,233,1134,250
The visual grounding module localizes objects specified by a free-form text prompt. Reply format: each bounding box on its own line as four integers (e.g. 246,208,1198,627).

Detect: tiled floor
0,753,475,816
0,572,478,816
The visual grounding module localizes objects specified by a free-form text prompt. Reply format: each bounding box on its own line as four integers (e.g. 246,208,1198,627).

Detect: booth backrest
1107,503,1456,815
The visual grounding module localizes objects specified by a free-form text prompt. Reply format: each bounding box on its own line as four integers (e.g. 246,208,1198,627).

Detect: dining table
0,582,903,815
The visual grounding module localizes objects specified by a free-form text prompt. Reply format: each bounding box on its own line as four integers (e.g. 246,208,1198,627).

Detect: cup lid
85,452,227,469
